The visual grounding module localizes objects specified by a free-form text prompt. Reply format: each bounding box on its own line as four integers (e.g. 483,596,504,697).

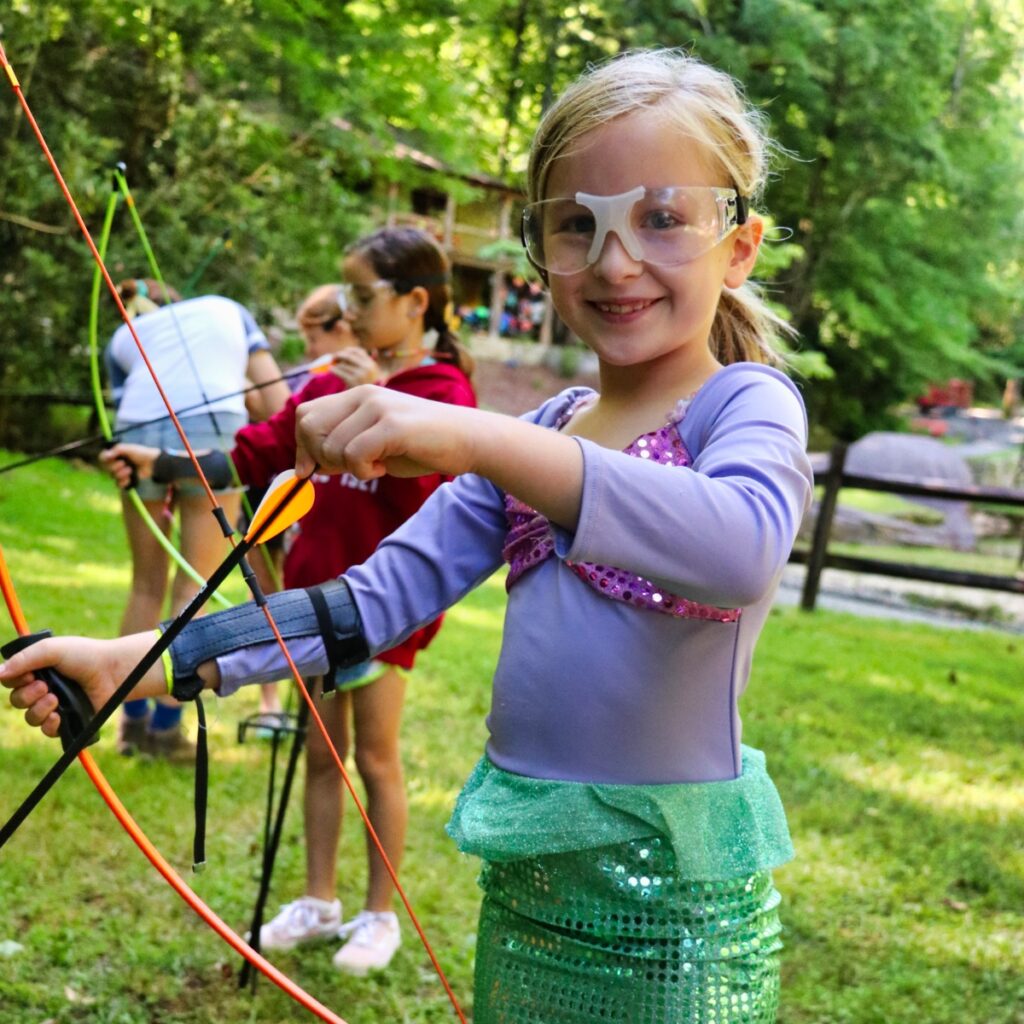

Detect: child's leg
119,493,172,633
304,681,351,900
141,489,239,752
173,489,240,614
349,667,407,911
116,494,171,752
256,680,347,952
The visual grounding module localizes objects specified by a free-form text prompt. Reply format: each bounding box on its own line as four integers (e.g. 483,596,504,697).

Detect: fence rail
798,443,1024,609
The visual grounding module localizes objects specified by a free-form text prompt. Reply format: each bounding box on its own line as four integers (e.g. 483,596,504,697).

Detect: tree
2,0,1022,445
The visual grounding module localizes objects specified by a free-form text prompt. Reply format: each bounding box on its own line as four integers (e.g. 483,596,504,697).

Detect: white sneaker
332,910,401,976
257,897,342,951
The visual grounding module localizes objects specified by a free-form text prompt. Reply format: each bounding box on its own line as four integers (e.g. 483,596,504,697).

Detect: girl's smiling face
543,107,762,387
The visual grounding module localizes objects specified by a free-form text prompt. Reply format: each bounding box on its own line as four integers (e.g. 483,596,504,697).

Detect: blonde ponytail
712,284,796,366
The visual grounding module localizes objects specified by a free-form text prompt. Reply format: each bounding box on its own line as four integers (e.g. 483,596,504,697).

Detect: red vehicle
916,379,973,414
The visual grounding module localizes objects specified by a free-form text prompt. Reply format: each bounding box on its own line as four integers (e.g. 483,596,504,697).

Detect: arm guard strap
163,580,369,701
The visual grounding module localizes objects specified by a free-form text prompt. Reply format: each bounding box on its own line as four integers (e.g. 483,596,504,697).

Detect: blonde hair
116,278,181,318
297,283,346,329
527,48,794,365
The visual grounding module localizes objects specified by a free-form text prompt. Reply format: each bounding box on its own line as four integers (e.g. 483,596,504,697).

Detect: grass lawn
0,452,1022,1023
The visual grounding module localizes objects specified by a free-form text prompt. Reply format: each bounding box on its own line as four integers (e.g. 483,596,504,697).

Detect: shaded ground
473,357,598,415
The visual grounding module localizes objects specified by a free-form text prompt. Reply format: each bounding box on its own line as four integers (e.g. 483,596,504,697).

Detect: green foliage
1,0,1023,440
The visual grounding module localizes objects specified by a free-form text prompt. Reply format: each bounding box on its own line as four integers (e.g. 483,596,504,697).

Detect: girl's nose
590,231,644,281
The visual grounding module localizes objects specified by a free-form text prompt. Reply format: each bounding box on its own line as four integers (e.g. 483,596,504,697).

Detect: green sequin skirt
474,838,782,1024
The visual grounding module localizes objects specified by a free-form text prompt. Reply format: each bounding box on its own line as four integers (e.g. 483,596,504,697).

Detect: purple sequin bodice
503,401,740,623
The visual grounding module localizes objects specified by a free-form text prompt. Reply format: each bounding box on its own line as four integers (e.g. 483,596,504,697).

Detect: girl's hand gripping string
294,385,480,482
331,347,381,388
294,385,586,529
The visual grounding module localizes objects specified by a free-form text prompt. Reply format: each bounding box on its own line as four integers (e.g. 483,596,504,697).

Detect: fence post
801,441,848,611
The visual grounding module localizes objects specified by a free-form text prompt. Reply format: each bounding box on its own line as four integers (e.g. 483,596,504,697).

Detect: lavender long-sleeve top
221,363,812,786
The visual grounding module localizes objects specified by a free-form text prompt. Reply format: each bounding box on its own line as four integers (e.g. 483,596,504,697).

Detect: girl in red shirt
105,227,476,974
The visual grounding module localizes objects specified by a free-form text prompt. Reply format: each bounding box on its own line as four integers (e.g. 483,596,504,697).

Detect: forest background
1,0,1023,441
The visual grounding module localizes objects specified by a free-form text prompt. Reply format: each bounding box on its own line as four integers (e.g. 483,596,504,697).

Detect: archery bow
0,533,348,1024
87,167,234,608
1,39,468,1024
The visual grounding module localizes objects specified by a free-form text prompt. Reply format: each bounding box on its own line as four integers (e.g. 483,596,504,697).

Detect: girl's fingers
0,636,59,684
100,443,157,487
316,401,390,477
295,389,367,475
294,387,463,479
24,691,59,729
4,673,61,734
6,676,52,708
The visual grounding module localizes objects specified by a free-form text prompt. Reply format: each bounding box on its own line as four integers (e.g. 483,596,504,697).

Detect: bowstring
0,39,467,1024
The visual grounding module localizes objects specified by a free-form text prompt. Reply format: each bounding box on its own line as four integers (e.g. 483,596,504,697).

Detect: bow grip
1,631,99,753
102,441,138,490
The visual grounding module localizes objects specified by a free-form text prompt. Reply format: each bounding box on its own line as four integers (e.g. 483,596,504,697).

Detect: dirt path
473,358,598,415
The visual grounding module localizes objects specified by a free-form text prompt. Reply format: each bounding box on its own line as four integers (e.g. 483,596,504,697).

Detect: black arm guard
163,580,369,701
152,449,234,491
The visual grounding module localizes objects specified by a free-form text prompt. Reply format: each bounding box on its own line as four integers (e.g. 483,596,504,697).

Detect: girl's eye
642,208,684,231
554,212,595,235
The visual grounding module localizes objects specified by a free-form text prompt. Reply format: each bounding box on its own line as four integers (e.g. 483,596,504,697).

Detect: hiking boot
142,723,197,763
117,714,150,756
332,910,401,976
257,897,342,952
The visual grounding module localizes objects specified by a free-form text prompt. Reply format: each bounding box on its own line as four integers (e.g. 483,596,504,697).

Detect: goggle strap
734,193,749,225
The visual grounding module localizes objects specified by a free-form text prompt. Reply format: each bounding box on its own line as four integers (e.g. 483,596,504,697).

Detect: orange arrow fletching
307,353,340,375
244,470,314,544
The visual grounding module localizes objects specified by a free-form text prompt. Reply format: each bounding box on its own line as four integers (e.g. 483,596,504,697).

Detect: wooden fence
792,443,1024,610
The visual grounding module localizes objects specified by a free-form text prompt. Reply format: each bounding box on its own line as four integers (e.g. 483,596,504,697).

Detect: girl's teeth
598,300,650,314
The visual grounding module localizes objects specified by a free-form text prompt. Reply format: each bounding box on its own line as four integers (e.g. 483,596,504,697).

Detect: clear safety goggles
340,273,450,311
521,185,748,276
340,279,394,311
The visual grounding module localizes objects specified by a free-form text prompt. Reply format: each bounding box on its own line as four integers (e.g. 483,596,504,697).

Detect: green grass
832,487,946,525
1,452,1022,1023
822,540,1022,578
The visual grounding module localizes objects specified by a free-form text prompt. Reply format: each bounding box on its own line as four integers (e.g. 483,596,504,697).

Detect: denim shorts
331,659,401,692
115,411,245,500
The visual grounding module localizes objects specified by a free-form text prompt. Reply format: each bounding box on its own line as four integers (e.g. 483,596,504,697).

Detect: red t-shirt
232,361,477,668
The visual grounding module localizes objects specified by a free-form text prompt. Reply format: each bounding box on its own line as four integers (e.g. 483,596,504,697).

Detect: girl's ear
406,285,430,320
723,214,764,289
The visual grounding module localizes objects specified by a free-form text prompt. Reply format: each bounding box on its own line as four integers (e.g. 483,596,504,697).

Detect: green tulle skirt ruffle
447,745,793,880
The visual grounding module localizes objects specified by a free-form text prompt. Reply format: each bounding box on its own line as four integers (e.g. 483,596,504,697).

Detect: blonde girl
5,50,812,1022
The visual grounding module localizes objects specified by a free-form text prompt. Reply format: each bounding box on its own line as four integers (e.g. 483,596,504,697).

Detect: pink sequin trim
502,399,740,623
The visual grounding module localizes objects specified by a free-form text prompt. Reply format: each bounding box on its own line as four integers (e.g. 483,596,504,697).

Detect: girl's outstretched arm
294,385,585,528
0,633,218,738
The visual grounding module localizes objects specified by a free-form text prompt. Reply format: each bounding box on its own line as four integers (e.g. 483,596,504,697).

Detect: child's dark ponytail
347,227,474,378
426,307,475,377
